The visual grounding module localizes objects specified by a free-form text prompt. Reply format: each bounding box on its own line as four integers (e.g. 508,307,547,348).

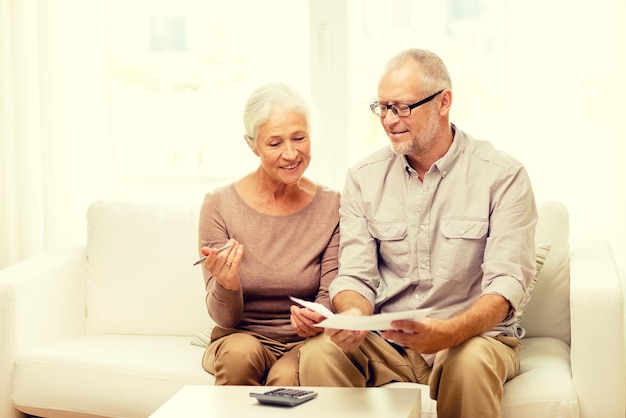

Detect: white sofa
0,200,624,418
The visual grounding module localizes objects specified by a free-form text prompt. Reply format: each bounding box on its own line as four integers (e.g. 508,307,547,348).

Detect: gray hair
242,83,311,143
385,48,452,92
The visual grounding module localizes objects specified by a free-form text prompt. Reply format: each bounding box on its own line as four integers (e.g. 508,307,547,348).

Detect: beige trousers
299,332,520,418
202,327,304,386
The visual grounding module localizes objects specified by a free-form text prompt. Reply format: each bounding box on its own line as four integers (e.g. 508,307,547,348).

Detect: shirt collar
433,124,464,178
402,124,466,178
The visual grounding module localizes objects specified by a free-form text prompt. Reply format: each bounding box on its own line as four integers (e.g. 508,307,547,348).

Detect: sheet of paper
289,296,335,318
315,309,433,331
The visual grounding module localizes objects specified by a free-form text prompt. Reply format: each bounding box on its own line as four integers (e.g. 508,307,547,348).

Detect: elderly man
299,48,537,418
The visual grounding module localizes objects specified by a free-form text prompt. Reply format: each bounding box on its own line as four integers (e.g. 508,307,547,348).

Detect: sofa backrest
84,199,571,343
86,200,211,336
523,201,571,344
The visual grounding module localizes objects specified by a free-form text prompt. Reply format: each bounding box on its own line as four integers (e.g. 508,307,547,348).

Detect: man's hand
381,294,511,354
381,317,457,354
323,290,374,351
324,307,369,351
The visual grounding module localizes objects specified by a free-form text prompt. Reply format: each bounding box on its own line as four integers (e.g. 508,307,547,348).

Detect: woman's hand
290,306,326,337
201,239,244,291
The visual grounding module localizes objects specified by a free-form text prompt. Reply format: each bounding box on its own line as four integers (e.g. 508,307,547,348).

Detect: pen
193,243,233,266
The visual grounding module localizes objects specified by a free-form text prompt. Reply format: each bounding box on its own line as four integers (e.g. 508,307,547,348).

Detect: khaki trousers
299,333,520,418
202,327,304,386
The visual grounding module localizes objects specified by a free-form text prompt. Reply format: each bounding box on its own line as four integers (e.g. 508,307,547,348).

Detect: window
345,0,507,167
105,1,507,194
106,0,310,186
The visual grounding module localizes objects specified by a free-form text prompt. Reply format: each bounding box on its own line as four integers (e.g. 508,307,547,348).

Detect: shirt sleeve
481,163,538,319
329,169,380,309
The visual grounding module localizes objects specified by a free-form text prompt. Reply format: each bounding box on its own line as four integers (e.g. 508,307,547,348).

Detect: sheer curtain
1,0,111,269
0,0,46,269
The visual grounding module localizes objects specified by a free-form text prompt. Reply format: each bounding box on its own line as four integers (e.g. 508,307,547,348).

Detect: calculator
250,388,318,407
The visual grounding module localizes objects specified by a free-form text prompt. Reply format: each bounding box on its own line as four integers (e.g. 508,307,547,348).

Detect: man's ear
244,135,259,156
439,89,452,116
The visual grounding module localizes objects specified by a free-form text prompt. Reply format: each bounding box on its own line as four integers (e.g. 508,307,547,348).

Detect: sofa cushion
12,335,214,417
523,202,571,344
516,244,551,326
503,337,578,417
86,200,213,336
191,327,212,347
13,336,574,418
383,337,577,418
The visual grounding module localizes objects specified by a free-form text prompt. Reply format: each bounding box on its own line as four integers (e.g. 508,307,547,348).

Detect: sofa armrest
569,239,625,418
0,245,87,418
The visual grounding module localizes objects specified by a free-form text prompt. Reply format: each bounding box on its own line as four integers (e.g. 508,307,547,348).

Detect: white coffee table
150,385,421,418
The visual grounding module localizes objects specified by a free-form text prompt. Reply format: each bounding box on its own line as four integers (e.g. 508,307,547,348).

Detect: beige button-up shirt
330,127,537,341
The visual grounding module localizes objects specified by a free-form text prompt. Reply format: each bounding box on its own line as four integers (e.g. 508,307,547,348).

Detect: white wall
502,1,626,282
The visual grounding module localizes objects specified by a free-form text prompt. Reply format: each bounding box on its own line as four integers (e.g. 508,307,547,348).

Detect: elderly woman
198,83,339,386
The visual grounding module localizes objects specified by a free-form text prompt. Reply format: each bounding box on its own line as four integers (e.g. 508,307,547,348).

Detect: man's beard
391,107,439,155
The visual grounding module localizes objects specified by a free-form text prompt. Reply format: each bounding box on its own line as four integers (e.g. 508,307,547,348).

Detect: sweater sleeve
198,187,244,328
314,201,340,312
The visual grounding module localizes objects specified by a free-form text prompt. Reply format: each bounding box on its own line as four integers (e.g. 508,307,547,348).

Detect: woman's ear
244,135,259,156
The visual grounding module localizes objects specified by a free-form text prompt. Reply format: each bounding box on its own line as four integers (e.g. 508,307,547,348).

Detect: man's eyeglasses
370,90,444,118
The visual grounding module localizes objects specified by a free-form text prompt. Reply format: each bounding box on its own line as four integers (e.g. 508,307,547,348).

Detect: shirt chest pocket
367,221,410,271
438,219,488,281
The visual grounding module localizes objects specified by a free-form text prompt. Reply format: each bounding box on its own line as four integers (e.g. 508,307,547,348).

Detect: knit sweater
199,183,340,343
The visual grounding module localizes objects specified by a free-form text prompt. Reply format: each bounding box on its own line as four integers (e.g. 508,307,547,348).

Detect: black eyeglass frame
370,89,444,117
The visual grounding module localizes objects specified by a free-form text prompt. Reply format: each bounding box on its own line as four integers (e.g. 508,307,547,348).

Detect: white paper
289,296,335,318
315,309,433,331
